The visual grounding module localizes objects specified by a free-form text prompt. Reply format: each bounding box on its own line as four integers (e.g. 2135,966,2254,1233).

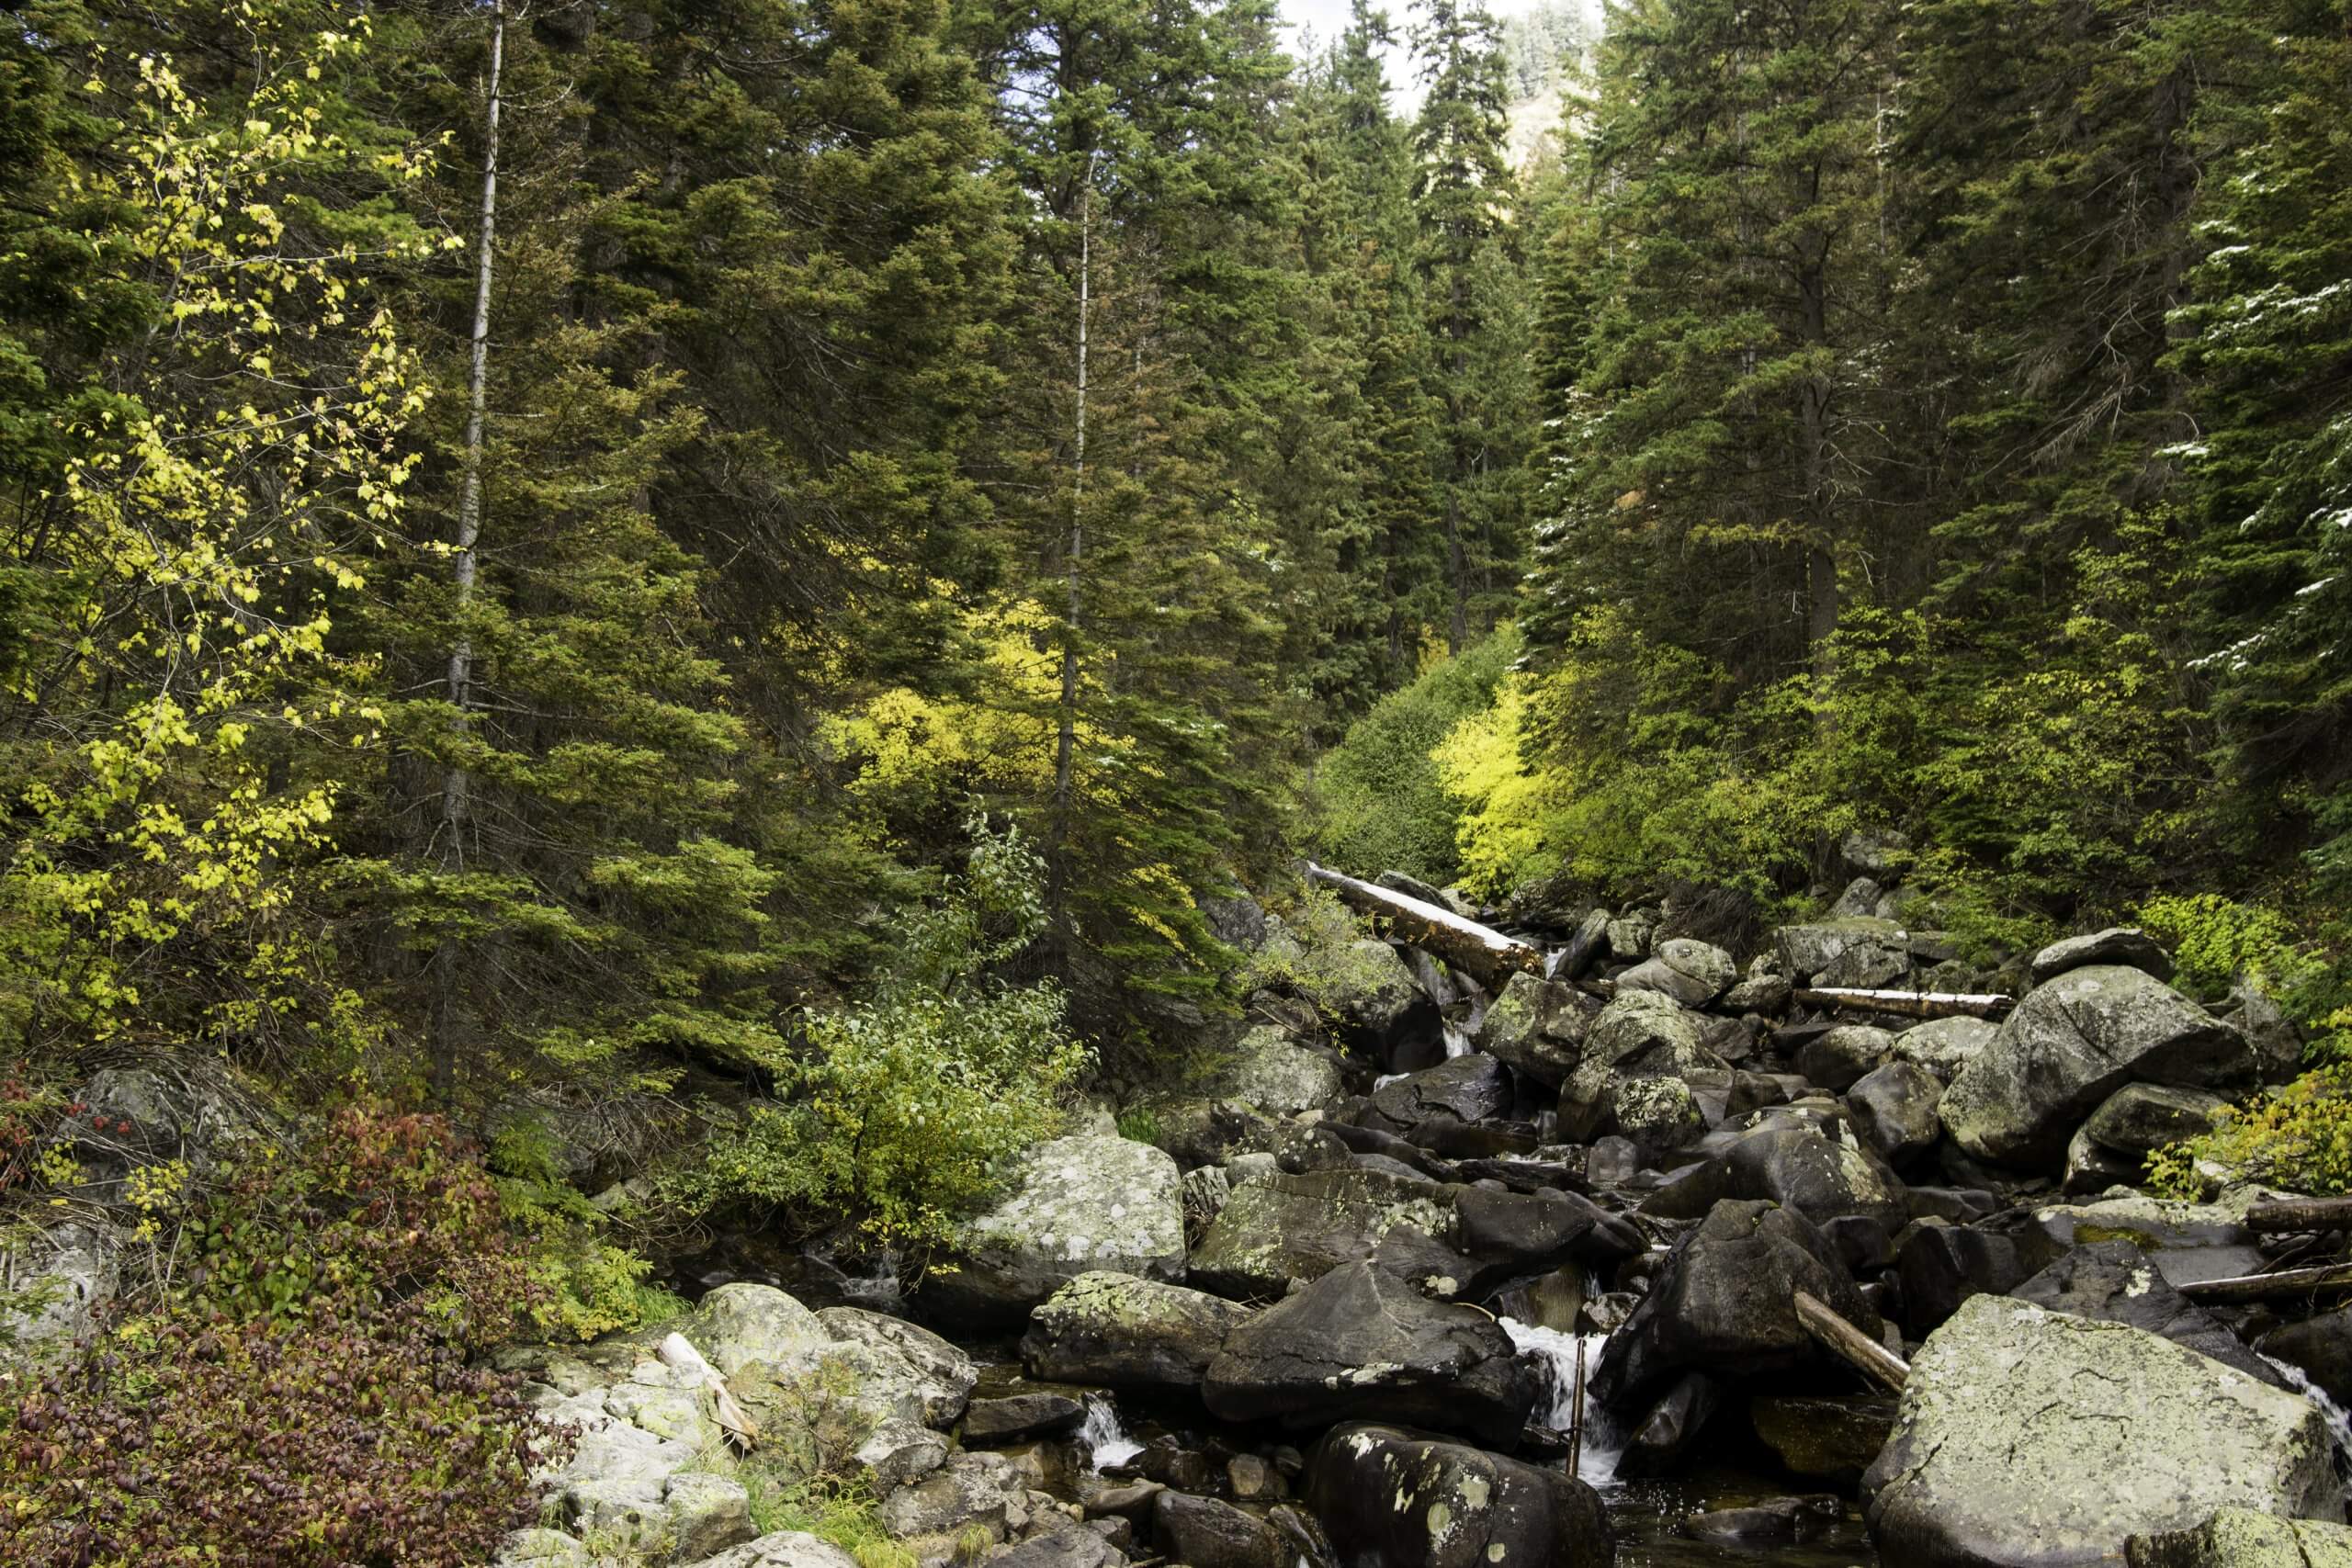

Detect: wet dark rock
1722,974,1792,1016
1204,1262,1536,1447
1152,1492,1288,1568
1893,1223,2029,1338
1822,1214,1895,1274
1747,1395,1897,1484
1638,1126,1910,1234
1405,1117,1541,1161
1455,1186,1645,1278
1306,1423,1614,1568
1848,1060,1946,1169
1616,1372,1725,1479
1317,1120,1450,1178
2260,1306,2352,1404
1075,1475,1168,1522
1021,1272,1258,1390
1138,1437,1220,1495
1586,1137,1642,1189
1793,1025,1894,1092
1191,1167,1455,1299
995,1523,1130,1568
1684,1495,1840,1549
1939,965,2256,1169
1452,1156,1588,1195
963,1392,1086,1443
1227,1453,1284,1502
1373,1055,1515,1129
1608,1077,1704,1156
2030,927,2177,985
1592,1199,1879,1405
2011,1240,2285,1388
1270,1122,1353,1174
1905,1187,1999,1224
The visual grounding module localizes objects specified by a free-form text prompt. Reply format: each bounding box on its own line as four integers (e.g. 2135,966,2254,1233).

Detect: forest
3,0,2352,1562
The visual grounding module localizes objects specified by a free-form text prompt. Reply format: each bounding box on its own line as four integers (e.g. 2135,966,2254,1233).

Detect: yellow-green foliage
2135,893,2321,999
1308,628,1520,882
486,1116,680,1341
2149,1066,2352,1198
743,1477,917,1568
1242,886,1396,1021
673,819,1088,1250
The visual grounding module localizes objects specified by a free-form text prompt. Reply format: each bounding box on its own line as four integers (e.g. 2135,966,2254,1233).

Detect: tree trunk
1304,863,1544,988
434,0,503,1104
1048,164,1092,967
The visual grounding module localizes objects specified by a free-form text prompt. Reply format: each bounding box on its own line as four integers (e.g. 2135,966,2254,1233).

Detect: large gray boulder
2064,1084,2233,1195
1152,1493,1288,1568
1794,1024,1894,1091
1306,1423,1613,1568
930,1134,1186,1324
1371,1054,1514,1129
689,1283,833,1377
1864,1295,2340,1567
1892,1017,1996,1085
1204,1261,1537,1447
1190,1167,1454,1299
1939,966,2257,1169
1849,1061,1946,1168
0,1220,119,1350
1593,1199,1878,1404
1324,940,1436,1050
1557,990,1726,1142
2008,1241,2285,1388
1475,972,1598,1087
1638,1126,1910,1234
1616,938,1738,1009
1020,1271,1256,1389
2129,1508,2352,1568
1777,919,1911,988
814,1307,978,1425
1199,1025,1343,1116
680,1533,862,1568
2031,927,2176,985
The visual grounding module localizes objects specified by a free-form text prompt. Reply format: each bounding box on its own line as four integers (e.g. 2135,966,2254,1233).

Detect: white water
1500,1316,1624,1489
1442,1021,1474,1058
1078,1394,1145,1472
2264,1353,2352,1459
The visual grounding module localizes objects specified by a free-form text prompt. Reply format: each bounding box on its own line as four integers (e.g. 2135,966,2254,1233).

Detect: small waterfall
1078,1393,1144,1472
1442,1021,1474,1058
1501,1317,1625,1489
1373,1072,1407,1090
2265,1354,2352,1460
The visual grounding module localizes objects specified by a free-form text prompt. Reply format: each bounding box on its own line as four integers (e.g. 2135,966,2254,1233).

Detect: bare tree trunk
1049,163,1092,965
434,0,503,1104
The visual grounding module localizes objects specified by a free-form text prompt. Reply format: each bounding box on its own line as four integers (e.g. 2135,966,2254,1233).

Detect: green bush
673,818,1089,1251
1307,627,1521,883
2134,893,2323,1000
2149,1066,2352,1198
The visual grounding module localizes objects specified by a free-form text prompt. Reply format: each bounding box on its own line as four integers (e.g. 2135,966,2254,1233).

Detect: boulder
1204,1262,1536,1447
2259,1305,2352,1405
1021,1272,1257,1390
1891,1017,1996,1086
1152,1493,1288,1568
1864,1295,2341,1566
1609,1076,1704,1154
931,1135,1186,1325
1829,876,1885,920
1202,894,1271,952
495,1529,591,1568
1939,966,2257,1169
1893,1223,2029,1338
1723,974,1793,1016
876,1450,1033,1541
52,1065,269,1189
1592,1199,1878,1404
689,1283,832,1377
1453,1187,1645,1279
1306,1423,1614,1568
1200,1026,1343,1117
1557,991,1726,1142
2128,1508,2352,1568
2227,981,2306,1082
1794,1025,1894,1092
1190,1168,1454,1300
0,1220,119,1350
815,1308,978,1426
1372,1054,1515,1129
964,1391,1087,1442
1616,939,1738,1009
1848,1061,1945,1169
1840,827,1912,880
2063,1084,2232,1198
996,1524,1131,1568
1684,1496,1842,1550
2031,927,2177,985
680,1531,863,1568
1639,1127,1910,1235
1747,1395,1896,1485
1616,1372,1724,1478
1475,973,1598,1087
1775,919,1907,985
1607,909,1658,962
1325,940,1437,1051
2024,1193,2267,1291
2009,1241,2285,1388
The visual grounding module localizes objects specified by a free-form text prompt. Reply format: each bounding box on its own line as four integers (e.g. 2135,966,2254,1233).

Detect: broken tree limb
1305,863,1546,990
660,1331,760,1451
2245,1198,2352,1234
2178,1262,2352,1304
1792,987,2015,1022
1793,1290,1909,1394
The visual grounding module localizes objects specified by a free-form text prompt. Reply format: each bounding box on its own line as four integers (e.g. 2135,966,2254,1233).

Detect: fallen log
2245,1198,2352,1234
2178,1262,2352,1304
1792,987,2015,1022
1305,863,1546,990
1793,1290,1909,1394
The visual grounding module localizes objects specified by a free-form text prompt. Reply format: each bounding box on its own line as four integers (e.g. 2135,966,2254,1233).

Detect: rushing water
1078,1393,1146,1472
1500,1316,1626,1490
2265,1353,2352,1460
1442,1021,1475,1059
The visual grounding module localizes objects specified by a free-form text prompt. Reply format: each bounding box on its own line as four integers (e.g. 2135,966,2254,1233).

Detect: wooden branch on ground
2178,1262,2352,1303
2245,1199,2352,1234
1793,987,2015,1022
1793,1290,1909,1393
1306,863,1547,990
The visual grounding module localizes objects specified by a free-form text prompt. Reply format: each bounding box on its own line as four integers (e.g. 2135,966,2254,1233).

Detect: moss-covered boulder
926,1134,1186,1326
1189,1166,1454,1299
2129,1508,2352,1568
1864,1296,2340,1567
1305,1423,1612,1568
1020,1270,1257,1389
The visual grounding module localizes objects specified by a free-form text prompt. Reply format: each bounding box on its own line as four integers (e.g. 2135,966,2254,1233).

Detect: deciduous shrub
2150,1066,2352,1198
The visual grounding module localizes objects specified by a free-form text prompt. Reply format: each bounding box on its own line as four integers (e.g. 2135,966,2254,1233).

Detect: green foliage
2135,895,2322,1002
2149,1068,2352,1200
1115,1107,1164,1145
1241,886,1396,1021
1310,626,1520,881
673,819,1088,1251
